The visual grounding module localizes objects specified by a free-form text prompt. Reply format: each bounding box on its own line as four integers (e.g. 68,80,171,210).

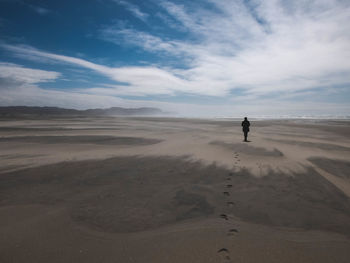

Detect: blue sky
0,0,349,117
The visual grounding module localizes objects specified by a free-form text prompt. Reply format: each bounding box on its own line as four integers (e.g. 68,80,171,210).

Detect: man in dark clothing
241,117,250,142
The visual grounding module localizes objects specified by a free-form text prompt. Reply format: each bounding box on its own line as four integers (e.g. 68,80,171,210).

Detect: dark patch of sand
308,157,350,179
1,156,350,236
0,164,30,173
0,127,123,131
173,190,214,221
0,154,44,159
0,136,162,145
0,157,220,233
229,167,350,235
296,121,350,138
266,138,350,152
210,141,283,156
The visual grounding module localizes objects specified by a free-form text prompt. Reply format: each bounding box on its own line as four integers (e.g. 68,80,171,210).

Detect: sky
0,0,349,117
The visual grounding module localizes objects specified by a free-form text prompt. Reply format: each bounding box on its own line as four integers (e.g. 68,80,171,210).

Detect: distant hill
0,106,167,118
84,107,165,116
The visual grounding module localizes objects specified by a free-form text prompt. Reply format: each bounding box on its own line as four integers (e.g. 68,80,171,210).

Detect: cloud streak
0,62,60,87
114,0,149,21
30,5,50,15
1,44,192,96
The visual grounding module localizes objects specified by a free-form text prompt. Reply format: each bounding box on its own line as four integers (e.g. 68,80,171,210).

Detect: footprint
227,229,239,237
223,191,230,196
226,184,232,188
227,201,235,207
217,248,231,261
227,178,231,181
220,214,228,220
228,173,233,176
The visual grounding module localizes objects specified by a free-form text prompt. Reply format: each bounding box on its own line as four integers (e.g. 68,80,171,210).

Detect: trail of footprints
217,151,240,262
233,152,240,165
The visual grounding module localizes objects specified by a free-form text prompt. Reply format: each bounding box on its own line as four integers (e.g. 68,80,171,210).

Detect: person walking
241,117,250,142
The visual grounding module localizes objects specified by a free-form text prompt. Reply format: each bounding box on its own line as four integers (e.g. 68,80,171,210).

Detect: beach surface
0,117,350,263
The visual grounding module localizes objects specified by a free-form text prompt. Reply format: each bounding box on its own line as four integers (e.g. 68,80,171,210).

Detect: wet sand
0,117,350,262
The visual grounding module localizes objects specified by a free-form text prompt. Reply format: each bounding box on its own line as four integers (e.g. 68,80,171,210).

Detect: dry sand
0,117,350,262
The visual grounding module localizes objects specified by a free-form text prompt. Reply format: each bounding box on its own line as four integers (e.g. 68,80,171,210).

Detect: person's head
244,117,247,120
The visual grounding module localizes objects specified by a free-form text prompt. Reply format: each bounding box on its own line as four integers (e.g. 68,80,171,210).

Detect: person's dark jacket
241,120,250,132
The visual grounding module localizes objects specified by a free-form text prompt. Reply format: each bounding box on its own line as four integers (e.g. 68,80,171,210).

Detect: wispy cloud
31,6,50,15
0,62,60,88
1,44,192,96
159,1,199,32
100,0,350,97
101,27,178,53
0,62,127,109
113,0,149,21
0,1,51,15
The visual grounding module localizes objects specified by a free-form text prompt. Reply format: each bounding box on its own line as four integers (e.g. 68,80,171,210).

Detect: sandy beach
0,117,350,263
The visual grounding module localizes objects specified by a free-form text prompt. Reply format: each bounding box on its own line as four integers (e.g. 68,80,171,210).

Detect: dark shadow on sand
266,138,350,152
0,156,350,235
308,157,350,179
0,136,162,146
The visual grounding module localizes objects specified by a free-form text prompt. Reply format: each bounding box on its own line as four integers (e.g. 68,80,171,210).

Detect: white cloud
159,1,200,32
0,62,60,87
99,0,350,97
32,6,50,15
101,27,178,53
114,0,149,21
0,44,192,96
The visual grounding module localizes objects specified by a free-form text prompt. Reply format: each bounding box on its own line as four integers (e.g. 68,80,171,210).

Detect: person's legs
244,131,248,141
